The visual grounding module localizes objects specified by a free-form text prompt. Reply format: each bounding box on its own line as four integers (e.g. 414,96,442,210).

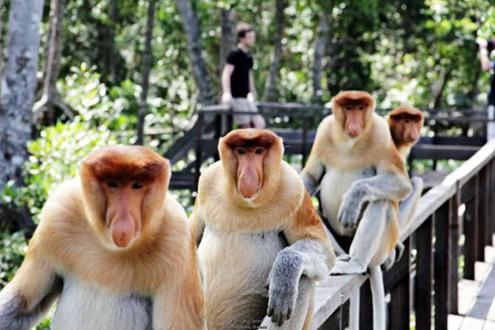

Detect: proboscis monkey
0,146,205,330
191,129,335,330
383,105,425,266
301,91,412,330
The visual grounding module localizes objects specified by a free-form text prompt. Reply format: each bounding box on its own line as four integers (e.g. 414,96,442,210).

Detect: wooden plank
310,274,367,330
400,182,456,241
359,279,373,330
389,240,411,330
445,141,495,186
460,316,485,330
468,263,495,320
483,320,495,330
411,145,479,161
448,314,464,330
418,136,486,146
479,168,490,258
464,178,479,280
450,193,461,315
436,201,452,330
415,218,434,330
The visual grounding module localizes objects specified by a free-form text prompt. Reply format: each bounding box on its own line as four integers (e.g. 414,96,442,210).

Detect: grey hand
338,188,365,228
267,250,302,326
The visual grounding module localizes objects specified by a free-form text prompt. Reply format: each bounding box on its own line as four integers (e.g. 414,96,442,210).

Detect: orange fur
387,105,424,159
4,145,205,329
302,91,411,257
284,193,329,244
194,129,334,330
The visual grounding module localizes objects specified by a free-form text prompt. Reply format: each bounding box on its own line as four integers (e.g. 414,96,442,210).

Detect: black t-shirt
226,48,253,98
490,62,495,105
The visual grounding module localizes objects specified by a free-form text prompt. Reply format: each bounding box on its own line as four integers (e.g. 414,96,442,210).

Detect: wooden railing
167,103,495,190
311,140,495,330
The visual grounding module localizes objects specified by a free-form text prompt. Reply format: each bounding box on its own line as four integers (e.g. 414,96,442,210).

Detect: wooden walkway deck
449,243,495,330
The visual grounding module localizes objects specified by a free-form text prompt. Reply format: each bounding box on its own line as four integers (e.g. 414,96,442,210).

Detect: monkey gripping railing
310,140,495,330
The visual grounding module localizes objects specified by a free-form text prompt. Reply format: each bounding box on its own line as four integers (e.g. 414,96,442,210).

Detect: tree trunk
33,0,72,125
0,0,44,230
136,0,156,145
218,8,236,76
107,0,118,83
432,65,453,109
263,0,287,102
174,0,216,105
312,14,329,103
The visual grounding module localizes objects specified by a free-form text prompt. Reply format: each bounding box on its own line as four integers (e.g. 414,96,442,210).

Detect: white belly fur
198,227,285,327
320,167,366,236
52,275,151,330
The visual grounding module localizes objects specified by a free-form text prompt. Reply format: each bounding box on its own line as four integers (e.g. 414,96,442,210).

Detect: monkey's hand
381,242,405,271
267,249,303,327
337,187,366,228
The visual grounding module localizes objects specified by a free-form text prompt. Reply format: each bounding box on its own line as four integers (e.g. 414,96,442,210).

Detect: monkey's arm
382,177,424,271
0,251,61,330
338,171,412,228
267,193,335,326
300,157,325,196
153,236,205,330
399,177,423,229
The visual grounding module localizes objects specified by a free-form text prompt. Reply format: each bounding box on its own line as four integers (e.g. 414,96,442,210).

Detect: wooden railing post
449,190,460,315
302,116,309,167
194,111,205,191
389,240,411,330
463,176,479,279
435,195,459,329
479,166,490,255
359,280,373,330
415,216,434,330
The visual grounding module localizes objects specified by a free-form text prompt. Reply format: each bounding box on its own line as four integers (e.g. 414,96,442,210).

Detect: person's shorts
230,98,259,126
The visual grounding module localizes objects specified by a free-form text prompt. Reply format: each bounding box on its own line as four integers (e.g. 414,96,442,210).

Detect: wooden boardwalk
449,243,495,330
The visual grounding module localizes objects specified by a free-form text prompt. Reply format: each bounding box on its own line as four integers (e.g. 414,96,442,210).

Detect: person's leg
246,101,266,129
488,105,495,140
231,98,251,128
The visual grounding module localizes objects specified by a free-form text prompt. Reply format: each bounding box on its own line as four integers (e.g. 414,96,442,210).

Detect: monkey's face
99,177,148,248
389,107,423,147
81,145,170,250
219,129,283,203
333,91,374,139
233,145,268,198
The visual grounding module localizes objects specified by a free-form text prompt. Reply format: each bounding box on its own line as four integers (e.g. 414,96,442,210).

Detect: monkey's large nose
111,216,136,248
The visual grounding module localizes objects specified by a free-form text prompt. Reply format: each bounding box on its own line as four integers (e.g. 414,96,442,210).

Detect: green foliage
0,231,27,288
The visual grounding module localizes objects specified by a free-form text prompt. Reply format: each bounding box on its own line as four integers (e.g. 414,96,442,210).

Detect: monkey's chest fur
198,226,285,329
52,275,152,330
320,166,375,237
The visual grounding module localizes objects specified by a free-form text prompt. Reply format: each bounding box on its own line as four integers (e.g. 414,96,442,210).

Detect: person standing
221,23,266,128
478,38,495,140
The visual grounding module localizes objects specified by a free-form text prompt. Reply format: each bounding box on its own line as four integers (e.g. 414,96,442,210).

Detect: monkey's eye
132,182,144,190
106,180,118,188
236,147,247,155
254,147,265,155
345,106,352,111
358,106,364,110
